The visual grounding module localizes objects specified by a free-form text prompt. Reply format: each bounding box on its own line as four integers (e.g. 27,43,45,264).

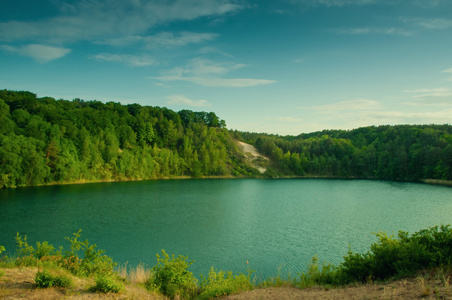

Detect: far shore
5,175,447,190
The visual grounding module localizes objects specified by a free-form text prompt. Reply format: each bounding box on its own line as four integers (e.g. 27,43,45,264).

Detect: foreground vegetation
1,89,452,189
1,225,451,299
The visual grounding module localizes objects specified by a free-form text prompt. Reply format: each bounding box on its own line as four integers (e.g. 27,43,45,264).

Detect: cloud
143,32,219,48
401,17,452,30
150,57,276,87
152,76,277,87
313,99,382,113
0,44,70,63
309,99,452,130
199,46,232,57
412,0,448,8
166,94,211,107
276,116,303,123
91,53,156,66
442,68,452,73
0,0,243,43
404,88,452,98
333,27,413,36
288,0,377,7
404,88,452,106
99,32,219,48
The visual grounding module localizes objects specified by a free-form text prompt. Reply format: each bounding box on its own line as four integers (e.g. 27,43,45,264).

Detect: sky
1,0,452,135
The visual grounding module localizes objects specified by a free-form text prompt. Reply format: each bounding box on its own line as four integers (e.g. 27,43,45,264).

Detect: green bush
297,255,339,288
199,267,253,299
339,225,452,283
35,241,55,259
146,250,197,299
90,274,124,293
35,270,73,288
63,230,116,277
0,269,4,280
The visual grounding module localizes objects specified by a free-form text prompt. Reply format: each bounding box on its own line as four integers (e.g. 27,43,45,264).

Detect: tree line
232,124,452,181
0,90,257,188
1,89,451,188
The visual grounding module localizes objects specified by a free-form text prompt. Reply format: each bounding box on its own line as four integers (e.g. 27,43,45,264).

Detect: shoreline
3,175,451,190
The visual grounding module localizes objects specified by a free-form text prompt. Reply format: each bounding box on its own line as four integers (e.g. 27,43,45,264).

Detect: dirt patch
236,141,269,173
0,268,163,300
223,273,452,300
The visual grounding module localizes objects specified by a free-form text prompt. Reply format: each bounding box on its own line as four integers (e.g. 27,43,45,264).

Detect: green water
0,179,451,279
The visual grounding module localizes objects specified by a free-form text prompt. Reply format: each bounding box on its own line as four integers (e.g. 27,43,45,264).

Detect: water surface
0,179,451,279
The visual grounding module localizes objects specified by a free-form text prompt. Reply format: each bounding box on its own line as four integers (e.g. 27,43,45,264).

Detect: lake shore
8,174,452,190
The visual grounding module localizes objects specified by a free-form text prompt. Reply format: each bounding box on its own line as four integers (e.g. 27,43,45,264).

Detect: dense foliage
233,124,452,181
1,89,451,188
0,90,257,188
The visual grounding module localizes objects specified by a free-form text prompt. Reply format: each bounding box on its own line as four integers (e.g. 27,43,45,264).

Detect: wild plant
199,266,253,299
35,269,73,288
297,255,339,288
145,250,197,299
90,273,124,293
63,229,116,277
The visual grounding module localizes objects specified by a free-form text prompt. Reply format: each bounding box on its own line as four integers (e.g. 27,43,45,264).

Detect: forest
0,89,451,188
0,90,258,188
232,124,452,181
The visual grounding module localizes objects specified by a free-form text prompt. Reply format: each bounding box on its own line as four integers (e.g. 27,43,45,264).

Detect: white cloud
0,44,70,63
91,53,156,66
442,68,452,73
149,57,276,87
143,32,219,48
166,94,211,107
313,99,382,112
99,32,219,48
276,116,303,123
289,0,377,7
0,0,243,43
404,88,452,98
401,17,452,30
199,46,232,57
151,76,277,87
333,27,413,36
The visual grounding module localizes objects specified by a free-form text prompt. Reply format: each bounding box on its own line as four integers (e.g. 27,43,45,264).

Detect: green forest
233,123,452,181
0,89,451,188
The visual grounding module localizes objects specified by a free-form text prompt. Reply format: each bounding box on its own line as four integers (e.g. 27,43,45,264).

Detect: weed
90,274,124,293
199,266,253,299
35,269,73,288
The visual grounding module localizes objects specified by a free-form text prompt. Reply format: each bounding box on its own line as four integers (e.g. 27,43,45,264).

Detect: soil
1,267,450,299
236,141,269,173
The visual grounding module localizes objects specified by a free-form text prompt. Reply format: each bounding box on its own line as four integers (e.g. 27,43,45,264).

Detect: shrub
90,274,124,293
199,267,253,299
297,255,339,288
338,225,452,283
35,241,55,259
0,269,4,280
146,250,197,299
63,230,116,277
35,270,73,288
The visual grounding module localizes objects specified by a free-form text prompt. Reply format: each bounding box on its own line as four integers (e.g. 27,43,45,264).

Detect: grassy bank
1,225,452,299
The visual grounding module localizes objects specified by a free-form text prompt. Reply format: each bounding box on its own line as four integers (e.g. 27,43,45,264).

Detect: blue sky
1,0,452,135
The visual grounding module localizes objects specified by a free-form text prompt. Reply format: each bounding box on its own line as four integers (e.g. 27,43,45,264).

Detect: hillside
1,89,452,189
0,89,259,188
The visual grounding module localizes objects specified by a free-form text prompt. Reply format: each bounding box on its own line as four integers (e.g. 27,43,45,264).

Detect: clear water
0,179,451,280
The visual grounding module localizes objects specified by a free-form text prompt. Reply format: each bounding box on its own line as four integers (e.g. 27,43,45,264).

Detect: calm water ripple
0,178,451,279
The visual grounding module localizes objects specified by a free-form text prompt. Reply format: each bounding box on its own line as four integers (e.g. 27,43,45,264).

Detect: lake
0,178,451,280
